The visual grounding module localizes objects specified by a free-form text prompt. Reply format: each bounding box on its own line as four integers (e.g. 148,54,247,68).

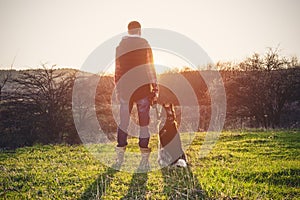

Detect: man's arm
146,46,159,101
115,47,121,84
115,47,121,99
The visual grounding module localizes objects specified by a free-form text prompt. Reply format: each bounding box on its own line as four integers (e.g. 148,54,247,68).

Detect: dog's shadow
161,165,207,199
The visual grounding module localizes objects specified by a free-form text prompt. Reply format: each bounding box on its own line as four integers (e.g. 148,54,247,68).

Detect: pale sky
0,0,299,70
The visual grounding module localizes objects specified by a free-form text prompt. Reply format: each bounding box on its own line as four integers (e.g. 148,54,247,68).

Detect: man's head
128,21,141,35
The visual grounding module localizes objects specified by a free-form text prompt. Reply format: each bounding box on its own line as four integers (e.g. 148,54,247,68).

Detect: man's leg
115,98,133,167
136,96,151,171
136,97,151,148
117,98,133,147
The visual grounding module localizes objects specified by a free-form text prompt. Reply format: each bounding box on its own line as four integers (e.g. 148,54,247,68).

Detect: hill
0,67,300,148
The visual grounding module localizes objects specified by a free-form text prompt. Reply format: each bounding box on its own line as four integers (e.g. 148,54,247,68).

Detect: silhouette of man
114,21,158,170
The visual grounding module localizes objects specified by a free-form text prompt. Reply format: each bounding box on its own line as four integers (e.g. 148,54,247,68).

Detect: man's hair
128,21,141,35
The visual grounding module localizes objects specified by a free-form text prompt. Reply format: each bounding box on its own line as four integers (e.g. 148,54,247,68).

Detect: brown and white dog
156,104,187,167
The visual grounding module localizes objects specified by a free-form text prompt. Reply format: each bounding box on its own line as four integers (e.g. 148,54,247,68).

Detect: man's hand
115,91,120,104
150,91,158,106
152,96,158,105
150,83,159,106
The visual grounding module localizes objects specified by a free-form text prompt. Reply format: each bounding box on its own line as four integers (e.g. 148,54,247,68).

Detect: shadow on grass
161,166,207,199
120,172,148,199
78,165,118,200
78,163,149,200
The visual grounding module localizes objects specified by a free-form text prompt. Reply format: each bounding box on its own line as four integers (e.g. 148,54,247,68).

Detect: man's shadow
120,172,148,199
79,165,205,199
78,164,149,200
161,165,207,199
78,165,118,200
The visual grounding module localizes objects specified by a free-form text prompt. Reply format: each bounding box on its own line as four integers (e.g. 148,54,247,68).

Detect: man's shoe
137,147,151,172
113,146,126,169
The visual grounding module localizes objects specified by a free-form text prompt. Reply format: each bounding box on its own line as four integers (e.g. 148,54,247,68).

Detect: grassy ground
0,130,299,199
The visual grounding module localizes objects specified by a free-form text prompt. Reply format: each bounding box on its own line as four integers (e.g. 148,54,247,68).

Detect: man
114,21,158,170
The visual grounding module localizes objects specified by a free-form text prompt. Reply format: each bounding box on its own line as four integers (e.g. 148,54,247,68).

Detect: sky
0,0,299,71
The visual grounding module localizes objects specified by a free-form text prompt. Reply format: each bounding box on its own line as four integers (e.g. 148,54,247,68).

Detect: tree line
0,48,299,148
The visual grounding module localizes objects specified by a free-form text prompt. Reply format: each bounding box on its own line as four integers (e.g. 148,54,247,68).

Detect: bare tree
236,48,300,128
14,64,77,143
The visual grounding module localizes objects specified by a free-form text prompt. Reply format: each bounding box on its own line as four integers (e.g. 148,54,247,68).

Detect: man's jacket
115,35,158,101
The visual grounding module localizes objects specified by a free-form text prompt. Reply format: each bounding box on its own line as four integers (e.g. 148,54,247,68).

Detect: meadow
1,130,299,199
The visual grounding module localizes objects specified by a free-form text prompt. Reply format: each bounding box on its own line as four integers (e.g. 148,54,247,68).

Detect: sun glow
101,49,193,75
153,50,192,74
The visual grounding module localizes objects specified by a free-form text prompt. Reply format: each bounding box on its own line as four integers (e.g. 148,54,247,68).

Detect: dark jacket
115,35,158,101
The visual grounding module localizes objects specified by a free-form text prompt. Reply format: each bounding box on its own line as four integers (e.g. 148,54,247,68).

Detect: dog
156,103,187,167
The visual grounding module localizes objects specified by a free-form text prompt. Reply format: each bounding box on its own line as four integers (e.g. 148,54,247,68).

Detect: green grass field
1,130,299,199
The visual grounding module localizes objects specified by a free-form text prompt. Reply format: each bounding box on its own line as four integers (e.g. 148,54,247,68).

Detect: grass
0,130,299,199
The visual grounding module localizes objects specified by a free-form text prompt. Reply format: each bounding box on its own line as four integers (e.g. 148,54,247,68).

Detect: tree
13,64,78,143
236,48,300,128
